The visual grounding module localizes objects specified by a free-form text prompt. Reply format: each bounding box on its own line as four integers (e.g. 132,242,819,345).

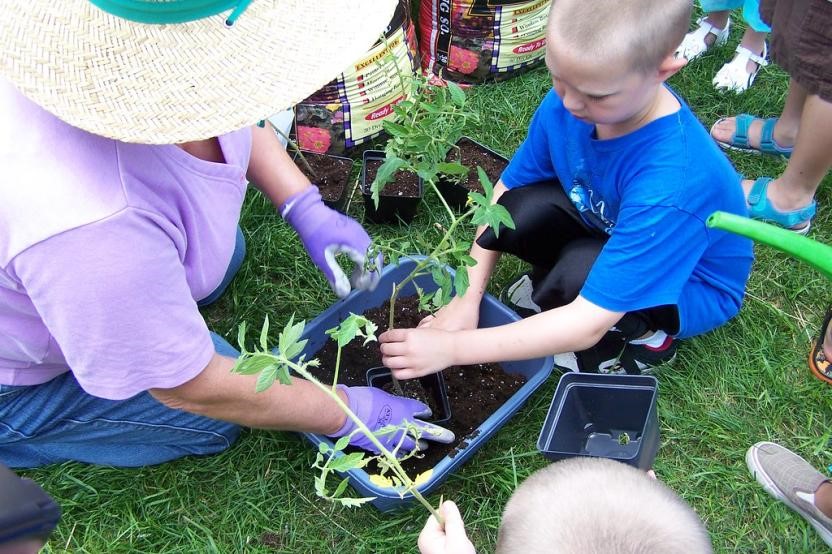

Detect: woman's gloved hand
329,385,455,454
282,186,382,298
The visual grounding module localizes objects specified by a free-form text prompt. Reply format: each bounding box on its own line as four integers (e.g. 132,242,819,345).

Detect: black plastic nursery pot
366,366,452,425
437,136,509,211
537,373,660,470
293,150,354,213
361,150,423,224
297,257,555,512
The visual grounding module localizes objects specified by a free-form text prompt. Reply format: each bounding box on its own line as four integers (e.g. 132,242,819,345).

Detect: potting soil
308,295,526,475
446,137,508,193
295,152,353,203
365,159,421,198
419,0,550,84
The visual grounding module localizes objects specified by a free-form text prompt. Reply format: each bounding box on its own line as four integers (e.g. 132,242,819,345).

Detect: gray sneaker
499,273,542,318
746,441,832,547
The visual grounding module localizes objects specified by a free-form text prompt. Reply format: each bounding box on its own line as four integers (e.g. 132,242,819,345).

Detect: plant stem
288,359,442,522
271,124,319,181
331,345,342,394
386,283,406,396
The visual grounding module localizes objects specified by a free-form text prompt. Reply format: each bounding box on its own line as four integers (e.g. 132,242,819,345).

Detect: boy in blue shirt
379,0,753,376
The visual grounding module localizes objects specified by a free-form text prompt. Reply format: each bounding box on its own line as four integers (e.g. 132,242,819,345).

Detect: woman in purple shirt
0,1,452,468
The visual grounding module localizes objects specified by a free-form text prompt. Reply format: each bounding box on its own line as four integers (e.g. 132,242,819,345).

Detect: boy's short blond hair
495,457,712,554
548,0,692,73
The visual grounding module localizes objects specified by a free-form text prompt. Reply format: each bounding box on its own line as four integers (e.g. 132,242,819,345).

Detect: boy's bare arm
381,295,623,378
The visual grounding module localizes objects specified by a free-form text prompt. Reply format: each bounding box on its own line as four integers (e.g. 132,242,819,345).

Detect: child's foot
809,306,832,385
741,177,816,234
618,330,677,374
710,114,795,157
675,16,730,61
747,442,832,547
500,272,542,318
589,331,676,375
712,44,768,93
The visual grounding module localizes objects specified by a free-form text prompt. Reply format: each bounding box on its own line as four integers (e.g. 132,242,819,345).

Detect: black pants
477,182,679,339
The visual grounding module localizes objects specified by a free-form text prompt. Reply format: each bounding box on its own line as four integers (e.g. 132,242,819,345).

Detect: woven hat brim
0,0,397,144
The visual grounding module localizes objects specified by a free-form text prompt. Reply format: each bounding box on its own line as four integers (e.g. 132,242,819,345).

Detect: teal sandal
711,114,793,158
747,177,816,234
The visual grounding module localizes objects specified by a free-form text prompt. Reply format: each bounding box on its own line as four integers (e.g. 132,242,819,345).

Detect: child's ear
656,54,687,82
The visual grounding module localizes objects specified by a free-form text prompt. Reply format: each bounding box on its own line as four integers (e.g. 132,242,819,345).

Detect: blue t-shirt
501,87,753,338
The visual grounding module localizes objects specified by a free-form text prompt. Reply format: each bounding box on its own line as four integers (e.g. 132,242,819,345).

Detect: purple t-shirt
0,79,252,400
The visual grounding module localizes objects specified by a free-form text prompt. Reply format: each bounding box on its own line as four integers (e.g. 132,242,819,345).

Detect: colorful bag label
419,0,549,84
295,2,418,155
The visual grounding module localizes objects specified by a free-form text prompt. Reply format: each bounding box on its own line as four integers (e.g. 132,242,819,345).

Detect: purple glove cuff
280,185,321,220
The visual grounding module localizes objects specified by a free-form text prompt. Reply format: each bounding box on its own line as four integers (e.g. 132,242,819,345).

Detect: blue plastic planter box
537,373,660,470
298,257,555,512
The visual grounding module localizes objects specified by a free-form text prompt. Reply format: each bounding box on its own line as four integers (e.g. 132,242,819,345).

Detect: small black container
361,150,422,224
293,150,354,213
537,373,659,470
437,137,508,211
366,366,452,425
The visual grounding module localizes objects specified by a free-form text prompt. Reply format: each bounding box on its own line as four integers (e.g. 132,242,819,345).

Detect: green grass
23,18,832,554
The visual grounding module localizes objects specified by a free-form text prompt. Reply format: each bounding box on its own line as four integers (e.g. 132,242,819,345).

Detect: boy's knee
477,182,567,266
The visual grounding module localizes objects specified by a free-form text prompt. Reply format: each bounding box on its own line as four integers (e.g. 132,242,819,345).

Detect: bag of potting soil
294,1,420,156
419,0,549,84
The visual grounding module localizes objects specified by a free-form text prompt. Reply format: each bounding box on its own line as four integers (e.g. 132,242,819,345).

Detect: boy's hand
418,501,476,554
379,328,457,379
418,295,479,332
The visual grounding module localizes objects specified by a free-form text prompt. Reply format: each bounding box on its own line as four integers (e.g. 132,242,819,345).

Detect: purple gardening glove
282,186,382,298
329,385,455,455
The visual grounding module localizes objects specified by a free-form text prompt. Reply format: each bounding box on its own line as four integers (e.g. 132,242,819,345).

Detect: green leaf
477,166,494,198
255,365,277,393
454,267,470,298
314,473,327,497
338,497,374,508
447,81,466,107
333,435,351,452
236,321,248,352
277,316,308,361
371,156,407,206
436,162,468,176
332,477,351,499
275,366,292,386
382,121,410,138
328,452,368,472
232,353,278,376
259,315,270,351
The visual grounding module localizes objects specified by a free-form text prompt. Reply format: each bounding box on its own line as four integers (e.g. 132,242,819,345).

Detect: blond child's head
543,0,691,131
495,457,712,554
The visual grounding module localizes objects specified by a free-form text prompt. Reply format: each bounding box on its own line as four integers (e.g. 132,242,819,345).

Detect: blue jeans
700,0,771,32
0,227,247,468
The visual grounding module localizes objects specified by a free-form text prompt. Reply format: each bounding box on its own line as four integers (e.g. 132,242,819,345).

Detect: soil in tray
365,160,421,198
297,152,352,203
445,138,508,194
307,296,526,475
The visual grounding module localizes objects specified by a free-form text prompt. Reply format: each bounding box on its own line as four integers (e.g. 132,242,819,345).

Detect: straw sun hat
0,0,397,144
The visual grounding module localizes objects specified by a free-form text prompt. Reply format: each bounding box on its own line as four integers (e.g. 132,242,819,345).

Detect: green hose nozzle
707,211,832,282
